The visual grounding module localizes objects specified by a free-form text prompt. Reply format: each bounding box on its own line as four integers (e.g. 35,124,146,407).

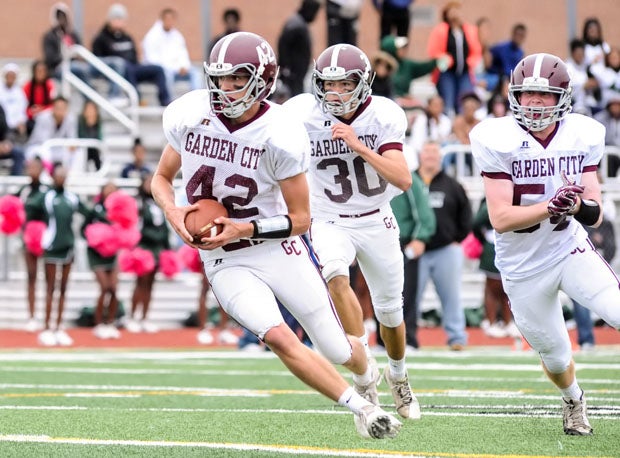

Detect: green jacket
472,198,499,274
390,173,436,246
380,35,438,97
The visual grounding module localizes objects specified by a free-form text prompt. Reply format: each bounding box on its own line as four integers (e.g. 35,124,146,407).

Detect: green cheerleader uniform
138,197,170,267
81,202,117,270
15,182,49,253
31,187,90,264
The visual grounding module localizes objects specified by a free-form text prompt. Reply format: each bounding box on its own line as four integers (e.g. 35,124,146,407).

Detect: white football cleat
562,396,593,436
383,366,420,419
354,404,402,439
25,318,41,333
124,318,142,333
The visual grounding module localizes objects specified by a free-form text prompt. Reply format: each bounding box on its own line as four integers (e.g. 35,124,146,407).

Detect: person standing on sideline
469,53,620,436
151,31,401,439
33,162,89,346
414,141,471,351
387,170,436,352
277,0,321,97
284,44,419,420
14,157,48,332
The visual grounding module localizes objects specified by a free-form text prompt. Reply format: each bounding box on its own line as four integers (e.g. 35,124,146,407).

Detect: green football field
0,347,618,457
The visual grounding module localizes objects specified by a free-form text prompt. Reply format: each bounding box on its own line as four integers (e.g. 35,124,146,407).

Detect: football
185,199,228,243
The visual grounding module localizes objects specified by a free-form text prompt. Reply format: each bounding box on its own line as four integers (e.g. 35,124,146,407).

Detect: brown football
185,199,228,243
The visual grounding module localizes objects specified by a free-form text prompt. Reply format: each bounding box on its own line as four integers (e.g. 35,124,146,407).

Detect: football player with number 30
284,44,420,422
151,32,401,439
470,53,620,436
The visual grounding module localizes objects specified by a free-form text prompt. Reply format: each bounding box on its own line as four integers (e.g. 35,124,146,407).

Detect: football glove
548,171,585,222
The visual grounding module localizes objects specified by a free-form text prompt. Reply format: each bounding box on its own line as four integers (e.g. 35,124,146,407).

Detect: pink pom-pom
159,249,182,279
118,247,155,276
178,244,202,273
462,232,484,260
23,220,46,256
85,222,118,257
104,190,138,229
113,224,141,249
0,195,26,235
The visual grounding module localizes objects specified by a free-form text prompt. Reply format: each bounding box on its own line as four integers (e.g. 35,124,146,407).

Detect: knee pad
540,347,572,374
321,259,349,283
374,303,404,328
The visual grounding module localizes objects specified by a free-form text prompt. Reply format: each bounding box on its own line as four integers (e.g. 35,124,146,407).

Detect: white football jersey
469,114,605,279
283,94,406,217
163,89,310,259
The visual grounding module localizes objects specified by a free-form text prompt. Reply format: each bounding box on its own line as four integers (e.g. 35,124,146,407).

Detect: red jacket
23,79,56,120
427,21,481,84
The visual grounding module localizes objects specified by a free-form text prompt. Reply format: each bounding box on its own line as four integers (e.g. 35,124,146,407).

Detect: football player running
284,44,420,421
470,53,620,436
151,31,401,439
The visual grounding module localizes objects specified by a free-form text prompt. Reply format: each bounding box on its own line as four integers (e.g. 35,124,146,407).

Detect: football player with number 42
151,31,401,439
469,53,620,436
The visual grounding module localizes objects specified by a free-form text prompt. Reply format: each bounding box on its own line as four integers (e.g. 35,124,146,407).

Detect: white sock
338,386,371,415
560,380,583,401
388,356,407,380
352,365,373,387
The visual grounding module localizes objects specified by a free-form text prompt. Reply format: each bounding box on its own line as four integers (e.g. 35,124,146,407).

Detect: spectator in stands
42,2,91,85
452,92,481,145
92,3,170,106
142,8,201,99
589,46,620,113
373,0,414,41
0,105,25,175
277,0,321,97
0,63,28,144
26,96,77,166
23,60,57,136
34,162,90,346
488,24,527,79
565,39,599,117
595,93,620,177
581,17,610,68
472,198,519,339
326,0,363,46
81,182,121,340
77,100,103,172
125,173,170,334
444,91,481,173
474,17,498,94
380,35,449,100
415,141,471,351
369,48,398,99
120,138,151,179
407,95,452,156
485,93,508,119
208,8,241,55
385,168,436,352
427,0,481,118
14,157,48,332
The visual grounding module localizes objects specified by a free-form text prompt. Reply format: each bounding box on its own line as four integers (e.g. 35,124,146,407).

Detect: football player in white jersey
470,53,620,436
284,44,420,420
150,31,401,439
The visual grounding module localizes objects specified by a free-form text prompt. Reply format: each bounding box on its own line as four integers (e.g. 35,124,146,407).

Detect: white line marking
0,434,427,457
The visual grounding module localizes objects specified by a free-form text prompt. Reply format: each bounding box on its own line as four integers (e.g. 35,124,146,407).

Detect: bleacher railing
60,44,139,138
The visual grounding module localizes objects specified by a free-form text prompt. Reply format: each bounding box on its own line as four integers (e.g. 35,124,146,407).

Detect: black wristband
574,199,600,226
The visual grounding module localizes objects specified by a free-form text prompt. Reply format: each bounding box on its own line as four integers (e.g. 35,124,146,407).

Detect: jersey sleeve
375,98,407,154
263,107,310,182
162,90,209,154
469,121,511,176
